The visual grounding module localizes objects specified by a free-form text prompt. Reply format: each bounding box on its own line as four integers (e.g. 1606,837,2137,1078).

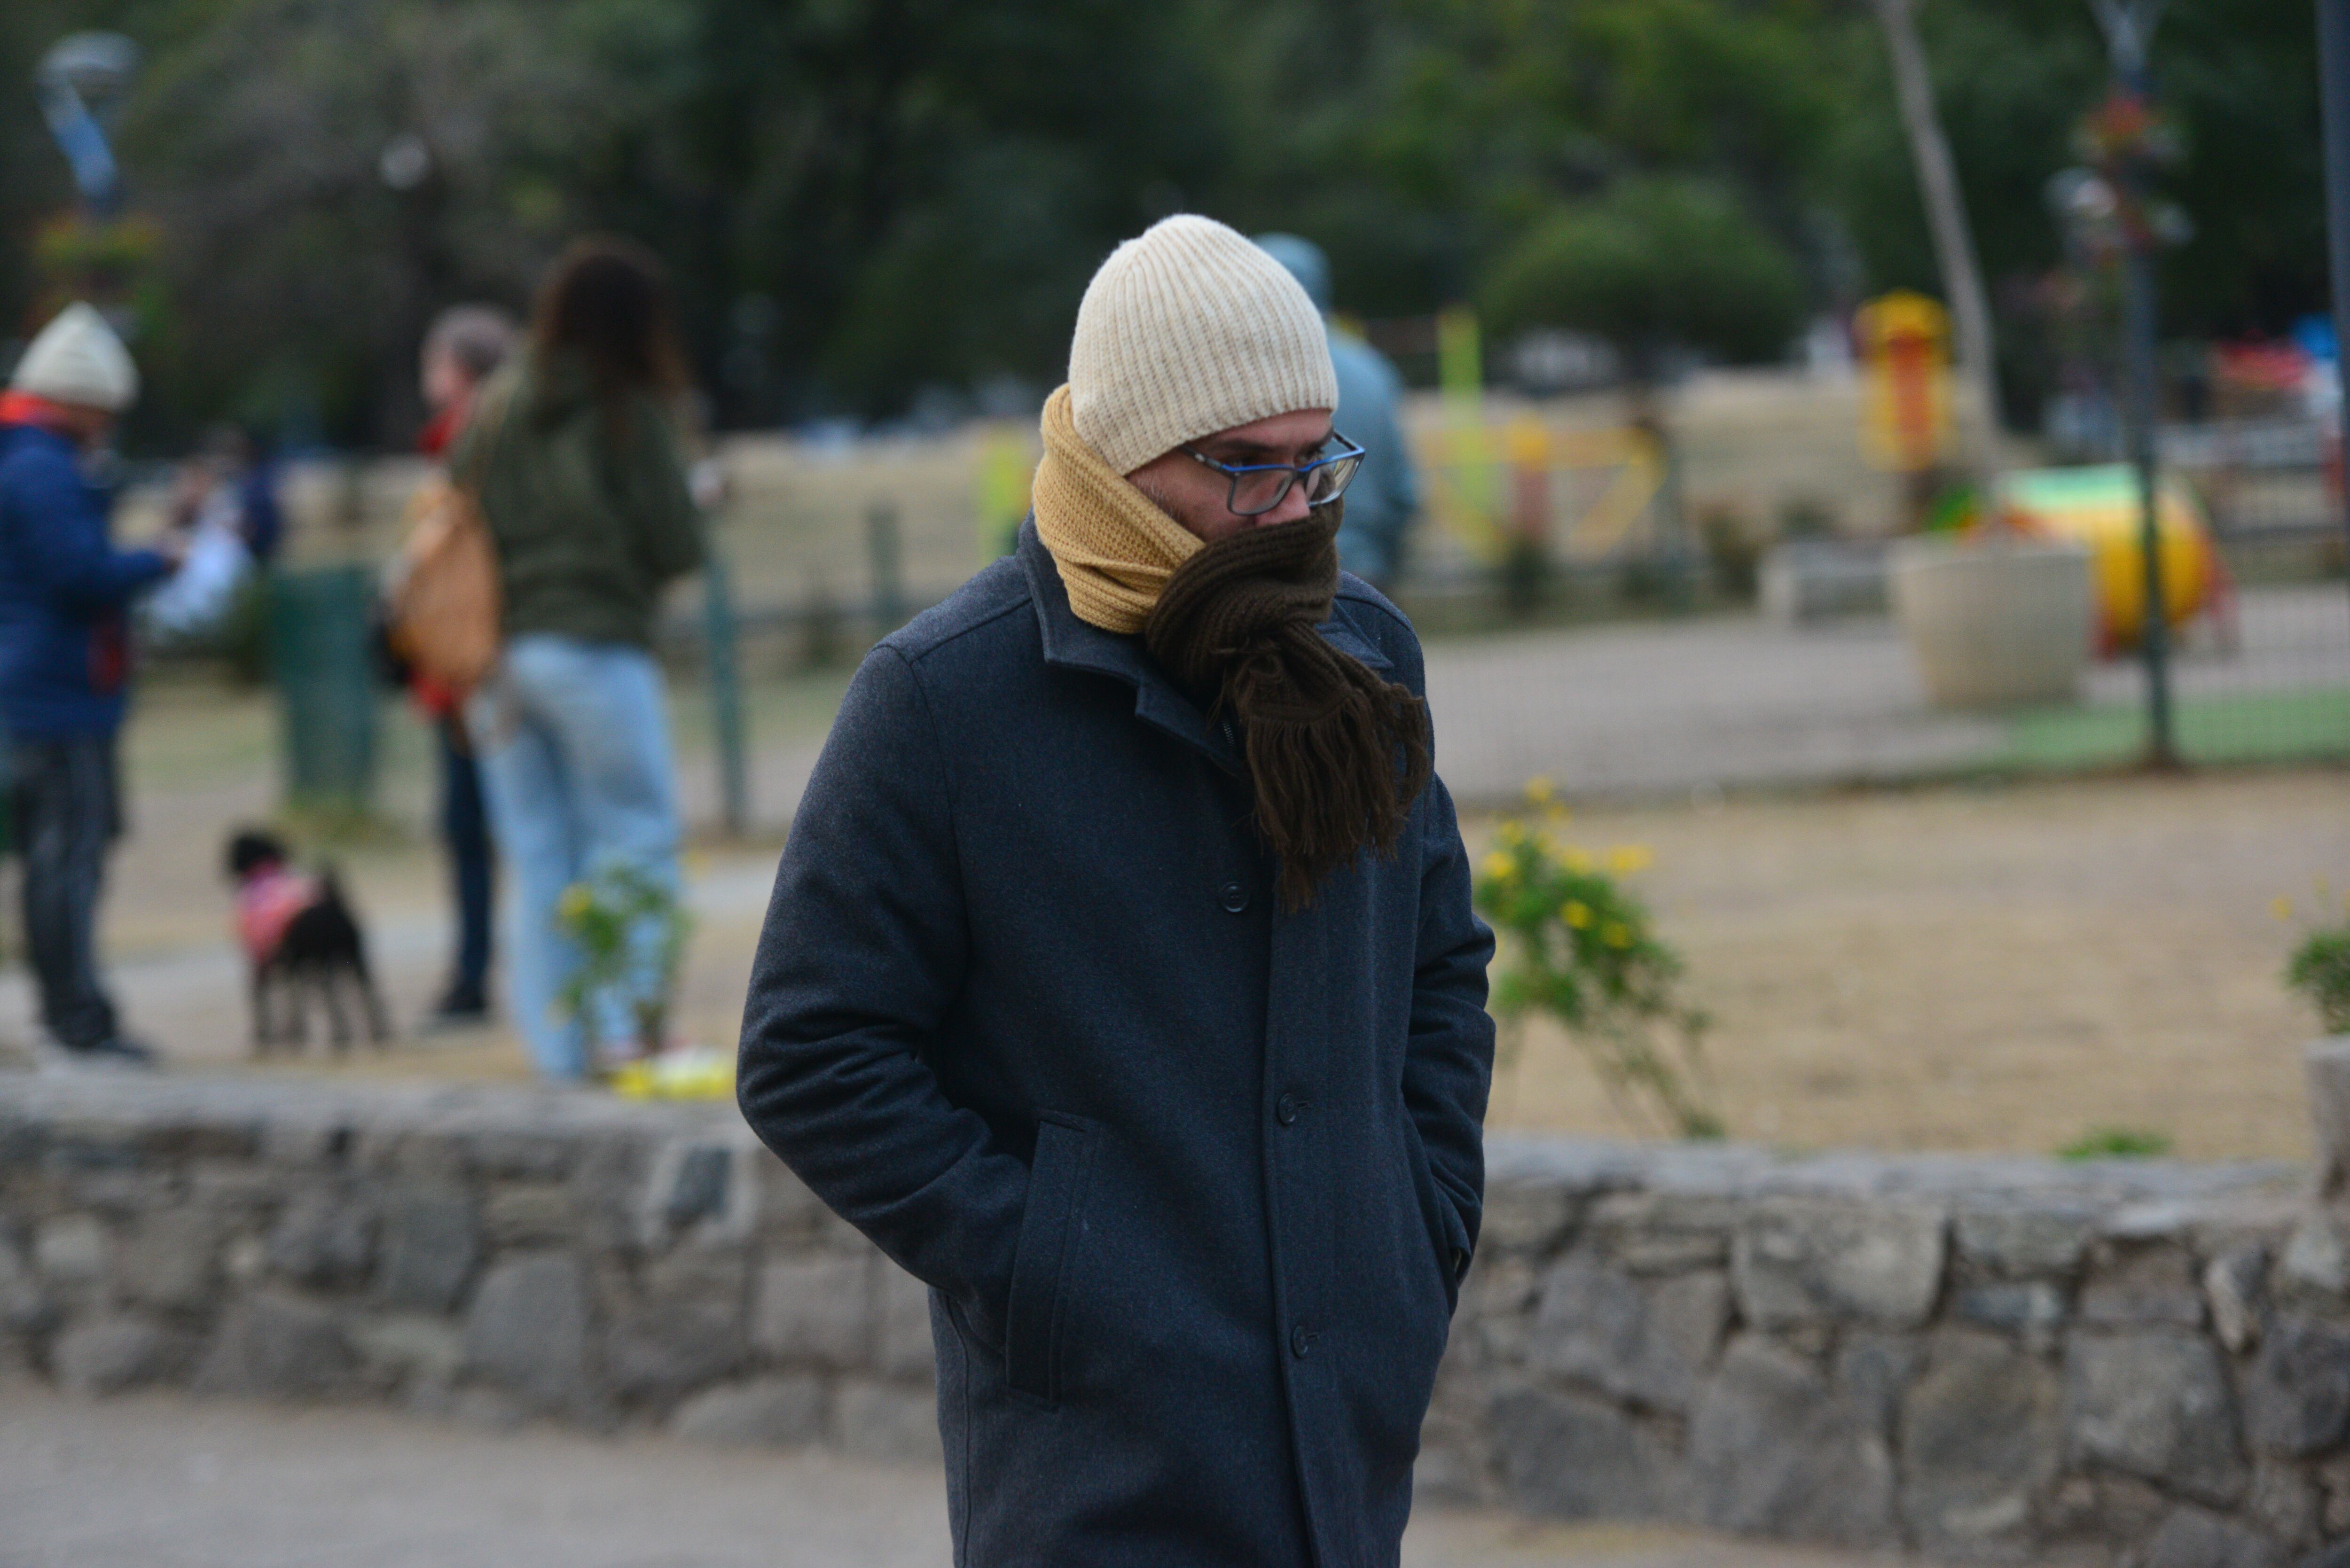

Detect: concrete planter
1888,537,2095,710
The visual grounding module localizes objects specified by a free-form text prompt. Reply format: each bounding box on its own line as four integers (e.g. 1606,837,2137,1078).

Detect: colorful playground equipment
1998,464,2229,651
1419,415,1667,566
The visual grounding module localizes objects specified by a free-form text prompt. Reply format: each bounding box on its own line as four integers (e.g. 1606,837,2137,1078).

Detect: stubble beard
1130,474,1216,543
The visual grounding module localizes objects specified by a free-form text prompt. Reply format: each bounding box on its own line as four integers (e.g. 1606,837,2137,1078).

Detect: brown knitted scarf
1144,508,1433,910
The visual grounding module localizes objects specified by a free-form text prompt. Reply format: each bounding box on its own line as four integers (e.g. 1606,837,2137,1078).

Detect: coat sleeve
1390,627,1494,1289
736,643,1028,1346
4,453,169,613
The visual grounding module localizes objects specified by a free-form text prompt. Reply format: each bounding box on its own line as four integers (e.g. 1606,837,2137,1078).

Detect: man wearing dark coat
737,214,1494,1566
0,303,180,1065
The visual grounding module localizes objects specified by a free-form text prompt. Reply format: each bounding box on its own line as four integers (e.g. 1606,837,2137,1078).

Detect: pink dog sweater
236,865,314,964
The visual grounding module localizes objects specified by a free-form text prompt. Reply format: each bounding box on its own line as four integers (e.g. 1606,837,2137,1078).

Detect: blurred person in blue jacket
1255,233,1421,591
0,303,182,1065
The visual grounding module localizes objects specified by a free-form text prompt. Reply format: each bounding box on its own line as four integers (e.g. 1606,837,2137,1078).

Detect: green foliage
2058,1126,2174,1162
1473,782,1720,1140
1481,177,1804,372
0,0,2324,438
2288,925,2350,1037
554,860,691,1057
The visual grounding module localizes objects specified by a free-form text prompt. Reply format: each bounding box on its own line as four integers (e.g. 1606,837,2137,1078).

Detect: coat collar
1016,515,1391,775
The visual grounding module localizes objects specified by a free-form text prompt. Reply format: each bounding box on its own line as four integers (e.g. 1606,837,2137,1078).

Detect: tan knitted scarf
1032,383,1200,633
1033,382,1430,907
1145,512,1433,911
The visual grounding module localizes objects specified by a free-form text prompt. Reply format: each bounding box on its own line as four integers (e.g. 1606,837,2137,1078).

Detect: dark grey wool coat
736,520,1495,1567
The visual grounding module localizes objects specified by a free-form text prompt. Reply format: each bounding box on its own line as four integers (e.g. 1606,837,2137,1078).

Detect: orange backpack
388,404,506,694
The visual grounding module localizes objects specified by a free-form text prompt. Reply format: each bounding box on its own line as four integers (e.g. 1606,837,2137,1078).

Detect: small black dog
226,830,393,1055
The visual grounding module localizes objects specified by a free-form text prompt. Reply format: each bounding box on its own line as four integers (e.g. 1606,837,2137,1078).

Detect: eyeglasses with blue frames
1180,430,1367,516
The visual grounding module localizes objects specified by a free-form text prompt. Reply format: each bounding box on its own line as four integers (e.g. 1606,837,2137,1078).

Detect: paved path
1421,583,2348,804
724,585,2347,813
0,1387,1905,1568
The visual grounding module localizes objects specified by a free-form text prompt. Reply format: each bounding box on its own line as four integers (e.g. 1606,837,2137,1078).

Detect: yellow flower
1562,847,1594,874
1496,819,1527,846
1525,776,1555,805
1563,900,1592,929
1481,852,1516,882
1606,844,1653,875
2272,896,2295,922
1603,921,1633,949
558,884,596,922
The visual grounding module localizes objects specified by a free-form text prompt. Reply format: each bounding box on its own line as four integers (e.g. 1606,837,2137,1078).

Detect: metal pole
2094,0,2178,768
701,542,750,838
2121,226,2178,766
2319,0,2350,578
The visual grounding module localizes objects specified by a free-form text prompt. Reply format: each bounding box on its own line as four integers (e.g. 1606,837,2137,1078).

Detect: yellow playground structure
2000,465,2226,651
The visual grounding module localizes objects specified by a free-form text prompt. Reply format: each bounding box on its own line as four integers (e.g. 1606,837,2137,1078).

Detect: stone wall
3,1073,2345,1566
0,1077,940,1463
1423,1136,2347,1568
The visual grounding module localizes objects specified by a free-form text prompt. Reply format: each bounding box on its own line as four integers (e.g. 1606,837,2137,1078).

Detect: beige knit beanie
10,302,139,412
1067,215,1339,476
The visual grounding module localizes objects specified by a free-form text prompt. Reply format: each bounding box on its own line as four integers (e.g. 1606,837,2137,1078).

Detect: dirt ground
54,676,2350,1166
1480,768,2348,1163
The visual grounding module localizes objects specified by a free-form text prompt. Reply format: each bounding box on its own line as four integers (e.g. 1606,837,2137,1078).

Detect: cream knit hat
1067,215,1338,476
9,302,139,412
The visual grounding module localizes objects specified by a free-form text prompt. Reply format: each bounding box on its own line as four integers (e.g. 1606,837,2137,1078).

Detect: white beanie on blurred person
1067,214,1338,476
10,302,140,413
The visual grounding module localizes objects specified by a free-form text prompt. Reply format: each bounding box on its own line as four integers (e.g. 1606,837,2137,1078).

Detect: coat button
1218,880,1250,914
1275,1093,1302,1126
1290,1323,1315,1359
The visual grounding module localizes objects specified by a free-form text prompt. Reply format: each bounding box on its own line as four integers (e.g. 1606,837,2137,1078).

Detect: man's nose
1256,480,1314,528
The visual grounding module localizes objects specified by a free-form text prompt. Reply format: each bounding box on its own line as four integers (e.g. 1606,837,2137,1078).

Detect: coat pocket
1004,1112,1096,1405
1402,1118,1470,1314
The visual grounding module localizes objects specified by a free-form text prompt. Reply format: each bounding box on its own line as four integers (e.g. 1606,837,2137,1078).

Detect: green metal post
702,541,750,839
2093,0,2178,768
2319,0,2350,585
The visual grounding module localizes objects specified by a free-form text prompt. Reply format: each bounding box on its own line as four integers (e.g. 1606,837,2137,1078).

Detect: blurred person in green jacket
454,238,704,1078
1254,234,1421,592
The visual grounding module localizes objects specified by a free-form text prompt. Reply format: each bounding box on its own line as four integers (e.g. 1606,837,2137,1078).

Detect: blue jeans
466,635,681,1079
10,733,122,1050
438,717,494,1004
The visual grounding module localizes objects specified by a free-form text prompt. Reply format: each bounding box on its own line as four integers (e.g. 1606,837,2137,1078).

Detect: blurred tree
0,4,94,341
0,0,2325,443
113,0,676,445
1820,0,2323,424
654,0,1227,421
1203,0,1835,320
1480,176,1806,375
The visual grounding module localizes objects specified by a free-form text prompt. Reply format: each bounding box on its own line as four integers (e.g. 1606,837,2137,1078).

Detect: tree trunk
1873,0,2005,511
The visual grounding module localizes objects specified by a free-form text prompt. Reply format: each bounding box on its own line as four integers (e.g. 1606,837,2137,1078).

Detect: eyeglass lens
1230,451,1362,515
